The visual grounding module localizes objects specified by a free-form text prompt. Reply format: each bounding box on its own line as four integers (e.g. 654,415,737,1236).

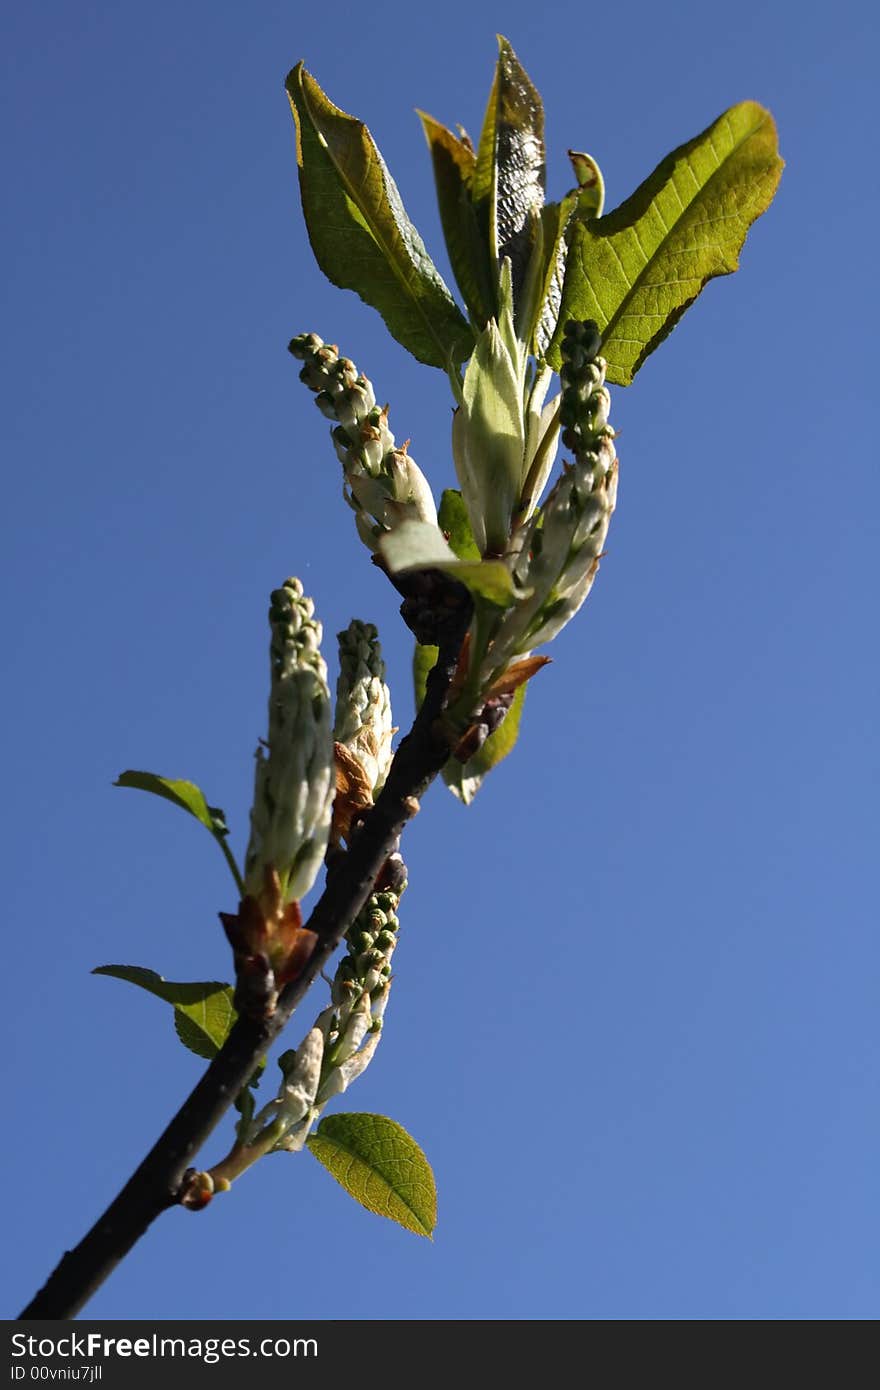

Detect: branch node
178,1169,215,1212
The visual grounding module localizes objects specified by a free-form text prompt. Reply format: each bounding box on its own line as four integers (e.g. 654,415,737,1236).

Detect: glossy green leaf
307,1112,437,1238
287,64,473,369
473,36,545,294
443,683,527,804
548,102,783,384
379,521,515,606
93,965,236,1060
114,770,244,893
417,112,495,327
437,489,480,560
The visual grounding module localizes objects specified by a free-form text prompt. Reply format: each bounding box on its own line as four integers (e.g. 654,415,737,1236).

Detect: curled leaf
483,654,550,700
332,741,374,845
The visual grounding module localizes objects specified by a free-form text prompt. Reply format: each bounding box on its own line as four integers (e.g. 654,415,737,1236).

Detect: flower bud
336,379,376,432
356,422,387,476
288,332,324,360
370,982,392,1023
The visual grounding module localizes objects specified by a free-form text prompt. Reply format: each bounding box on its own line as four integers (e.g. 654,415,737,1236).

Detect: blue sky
2,0,877,1320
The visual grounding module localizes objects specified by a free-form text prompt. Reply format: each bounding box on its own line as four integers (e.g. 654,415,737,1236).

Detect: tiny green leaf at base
306,1113,437,1238
412,641,439,717
444,682,528,804
114,771,244,895
93,965,237,1060
437,489,481,561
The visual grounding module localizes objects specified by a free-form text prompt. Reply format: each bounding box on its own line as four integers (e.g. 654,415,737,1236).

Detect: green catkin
243,578,334,904
289,333,437,551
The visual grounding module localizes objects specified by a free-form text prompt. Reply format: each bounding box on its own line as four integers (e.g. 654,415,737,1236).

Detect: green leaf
472,51,499,240
412,641,438,715
493,37,545,285
530,197,575,359
473,36,545,294
437,489,480,560
413,638,530,802
93,965,236,1060
417,112,495,327
287,64,473,370
379,521,515,607
548,102,783,384
307,1112,437,1238
457,315,526,555
444,682,527,804
114,770,244,894
115,771,226,835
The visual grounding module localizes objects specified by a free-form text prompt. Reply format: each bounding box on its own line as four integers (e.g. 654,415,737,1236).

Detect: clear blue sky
2,0,877,1320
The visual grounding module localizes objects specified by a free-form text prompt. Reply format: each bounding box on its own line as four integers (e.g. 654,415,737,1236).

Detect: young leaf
530,197,575,359
412,641,439,715
417,112,495,327
473,36,546,295
93,965,236,1060
457,314,526,554
472,51,499,251
114,771,244,894
115,771,226,835
548,102,783,384
443,682,527,804
379,520,516,607
568,151,606,217
307,1112,437,1238
286,64,473,369
437,488,481,560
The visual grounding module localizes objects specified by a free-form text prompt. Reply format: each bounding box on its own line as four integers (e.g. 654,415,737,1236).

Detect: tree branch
19,595,470,1320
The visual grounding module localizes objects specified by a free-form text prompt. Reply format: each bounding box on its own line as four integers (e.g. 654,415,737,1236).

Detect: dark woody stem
19,594,471,1321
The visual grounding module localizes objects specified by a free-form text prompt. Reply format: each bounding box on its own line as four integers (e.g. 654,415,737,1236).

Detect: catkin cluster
289,333,437,551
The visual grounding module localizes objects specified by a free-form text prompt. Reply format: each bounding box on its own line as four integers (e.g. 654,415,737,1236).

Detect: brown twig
19,592,471,1320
